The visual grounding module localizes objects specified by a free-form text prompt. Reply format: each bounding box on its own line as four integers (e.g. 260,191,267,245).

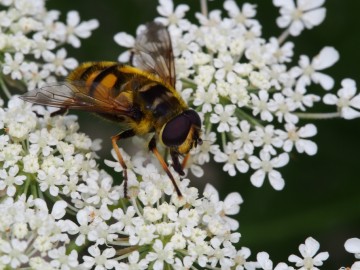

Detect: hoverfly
20,22,202,198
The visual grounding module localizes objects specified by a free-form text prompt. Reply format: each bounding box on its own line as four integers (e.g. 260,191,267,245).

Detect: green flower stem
200,0,208,17
181,78,197,89
23,175,32,196
278,28,290,45
131,197,143,217
0,75,12,99
295,112,342,119
221,131,227,149
63,201,78,215
31,182,38,198
114,245,139,259
235,108,264,127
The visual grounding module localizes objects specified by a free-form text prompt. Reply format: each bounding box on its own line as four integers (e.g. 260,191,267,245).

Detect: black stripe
111,66,128,97
89,64,119,96
79,64,98,81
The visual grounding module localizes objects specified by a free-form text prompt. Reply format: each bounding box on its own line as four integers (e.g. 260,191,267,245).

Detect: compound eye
162,114,191,147
184,110,201,128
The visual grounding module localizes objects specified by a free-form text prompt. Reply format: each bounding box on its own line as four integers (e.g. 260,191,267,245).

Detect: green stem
235,108,263,127
200,0,208,17
278,28,290,45
23,176,32,196
0,75,12,99
221,131,226,149
295,112,341,119
181,78,197,89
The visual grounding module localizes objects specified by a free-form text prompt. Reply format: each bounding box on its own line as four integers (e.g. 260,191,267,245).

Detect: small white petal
114,32,135,47
341,107,360,119
302,8,326,28
312,47,339,70
224,192,243,215
296,140,318,155
298,124,317,137
272,153,289,168
312,72,334,90
250,170,266,187
268,170,285,190
298,0,325,10
51,200,67,219
323,93,337,105
345,238,360,254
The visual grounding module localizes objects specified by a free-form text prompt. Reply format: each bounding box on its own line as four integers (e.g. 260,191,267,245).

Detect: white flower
283,123,318,155
214,53,240,83
268,92,298,123
0,238,29,268
251,90,274,122
249,150,289,190
43,48,78,76
119,251,149,270
194,65,215,87
37,166,67,196
156,0,190,29
274,0,326,36
193,84,219,114
249,71,271,91
283,82,320,111
266,37,294,64
231,120,255,155
65,10,99,48
257,252,273,270
251,125,285,155
288,237,329,270
291,47,339,90
224,1,257,27
31,33,56,59
146,240,175,270
2,52,27,80
210,104,238,132
323,79,360,119
48,247,79,269
83,246,119,270
23,62,50,89
208,238,236,268
29,128,58,156
214,141,249,177
0,165,26,196
234,247,251,270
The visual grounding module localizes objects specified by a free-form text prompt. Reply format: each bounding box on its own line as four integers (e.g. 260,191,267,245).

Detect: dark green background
47,0,360,267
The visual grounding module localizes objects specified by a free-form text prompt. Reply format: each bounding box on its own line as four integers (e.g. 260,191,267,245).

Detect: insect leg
111,129,135,198
50,107,68,117
148,137,182,197
181,153,190,171
170,150,185,176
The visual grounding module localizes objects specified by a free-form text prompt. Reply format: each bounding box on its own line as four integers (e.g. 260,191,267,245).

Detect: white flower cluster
0,0,98,95
72,180,244,270
0,97,335,270
0,97,121,209
0,195,79,269
114,0,360,191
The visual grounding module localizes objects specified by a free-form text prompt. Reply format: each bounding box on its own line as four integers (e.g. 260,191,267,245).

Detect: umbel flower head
0,0,99,96
0,0,358,269
112,0,360,192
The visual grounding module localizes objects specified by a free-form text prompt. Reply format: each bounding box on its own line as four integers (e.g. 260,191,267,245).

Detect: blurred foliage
47,0,360,267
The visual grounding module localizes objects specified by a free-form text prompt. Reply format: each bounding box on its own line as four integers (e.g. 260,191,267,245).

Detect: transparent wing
20,81,132,115
132,22,176,87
